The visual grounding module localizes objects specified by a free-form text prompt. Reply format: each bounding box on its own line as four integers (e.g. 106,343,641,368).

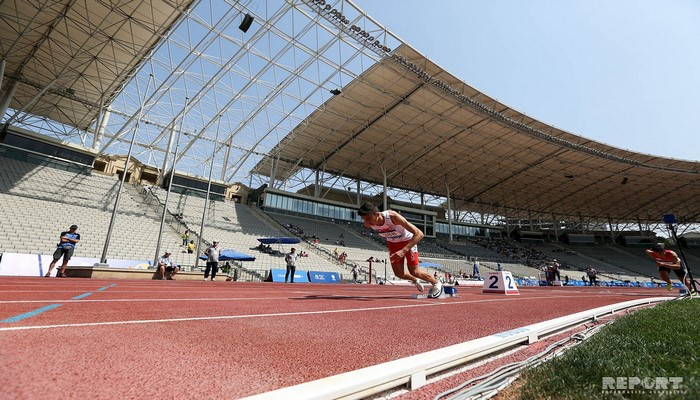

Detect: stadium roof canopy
1,0,699,225
252,42,700,223
0,0,194,131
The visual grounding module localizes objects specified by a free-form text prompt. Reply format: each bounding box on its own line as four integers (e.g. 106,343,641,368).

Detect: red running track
0,277,675,399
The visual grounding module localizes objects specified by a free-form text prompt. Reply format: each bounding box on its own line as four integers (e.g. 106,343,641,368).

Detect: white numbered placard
482,271,519,295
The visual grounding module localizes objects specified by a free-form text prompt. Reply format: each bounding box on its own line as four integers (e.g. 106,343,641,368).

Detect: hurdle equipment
482,271,519,295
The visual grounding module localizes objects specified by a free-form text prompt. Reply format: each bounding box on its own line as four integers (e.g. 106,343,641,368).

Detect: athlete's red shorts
387,241,419,267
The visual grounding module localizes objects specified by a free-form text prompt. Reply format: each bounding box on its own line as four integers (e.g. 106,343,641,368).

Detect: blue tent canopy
199,249,256,261
257,237,300,244
419,261,442,268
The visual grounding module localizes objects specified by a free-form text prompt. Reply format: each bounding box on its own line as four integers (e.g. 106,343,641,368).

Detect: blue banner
308,271,341,283
267,268,309,283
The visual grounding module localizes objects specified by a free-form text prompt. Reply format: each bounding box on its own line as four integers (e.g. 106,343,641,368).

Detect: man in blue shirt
45,224,80,278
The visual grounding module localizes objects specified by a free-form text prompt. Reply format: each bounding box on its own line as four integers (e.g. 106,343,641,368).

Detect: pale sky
353,0,700,161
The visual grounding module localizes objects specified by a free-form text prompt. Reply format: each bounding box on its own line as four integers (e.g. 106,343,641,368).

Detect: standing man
472,259,481,279
45,224,80,278
285,247,298,283
157,251,179,280
357,202,442,298
586,265,598,286
645,243,692,291
204,241,220,281
351,264,359,283
551,259,561,281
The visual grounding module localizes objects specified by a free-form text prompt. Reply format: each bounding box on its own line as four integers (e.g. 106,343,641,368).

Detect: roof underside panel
253,43,700,221
0,0,194,130
2,0,699,224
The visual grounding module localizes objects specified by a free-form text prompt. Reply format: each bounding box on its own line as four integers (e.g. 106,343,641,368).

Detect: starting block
412,286,458,299
482,271,520,295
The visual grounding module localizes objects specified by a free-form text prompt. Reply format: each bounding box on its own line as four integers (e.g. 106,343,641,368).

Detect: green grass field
516,298,700,400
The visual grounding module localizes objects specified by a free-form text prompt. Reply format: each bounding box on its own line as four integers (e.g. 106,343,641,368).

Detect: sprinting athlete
358,202,443,298
645,243,692,292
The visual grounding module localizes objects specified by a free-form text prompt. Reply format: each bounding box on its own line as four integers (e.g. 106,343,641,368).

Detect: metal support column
153,97,190,264
194,115,222,270
101,74,154,264
446,184,453,241
92,103,111,150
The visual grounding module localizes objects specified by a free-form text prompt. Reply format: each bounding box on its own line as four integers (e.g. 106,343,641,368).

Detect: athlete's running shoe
414,280,425,292
429,280,443,298
666,283,673,291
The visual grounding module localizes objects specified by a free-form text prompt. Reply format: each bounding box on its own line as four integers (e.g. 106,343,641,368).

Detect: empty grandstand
4,4,700,400
1,0,699,288
0,150,187,265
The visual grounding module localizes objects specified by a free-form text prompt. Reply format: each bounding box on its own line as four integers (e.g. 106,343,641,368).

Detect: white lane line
0,297,293,304
0,292,652,304
0,294,655,332
0,292,417,303
0,291,668,304
0,303,446,331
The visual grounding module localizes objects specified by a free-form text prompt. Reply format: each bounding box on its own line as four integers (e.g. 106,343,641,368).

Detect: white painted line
0,297,293,304
0,303,443,331
0,294,614,331
240,297,673,400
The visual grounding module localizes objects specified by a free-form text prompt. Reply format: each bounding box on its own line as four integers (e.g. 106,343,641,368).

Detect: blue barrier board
307,271,341,283
268,268,309,283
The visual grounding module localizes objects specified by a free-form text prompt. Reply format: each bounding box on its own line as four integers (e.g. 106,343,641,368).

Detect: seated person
157,251,179,280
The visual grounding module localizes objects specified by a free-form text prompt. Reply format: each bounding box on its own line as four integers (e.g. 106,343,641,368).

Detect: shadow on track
290,294,414,301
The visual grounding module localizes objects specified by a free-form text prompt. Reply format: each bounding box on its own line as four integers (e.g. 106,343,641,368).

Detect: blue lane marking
1,284,117,323
0,304,62,323
96,284,116,291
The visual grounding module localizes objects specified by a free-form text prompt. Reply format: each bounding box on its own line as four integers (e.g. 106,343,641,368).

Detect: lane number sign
482,271,520,295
